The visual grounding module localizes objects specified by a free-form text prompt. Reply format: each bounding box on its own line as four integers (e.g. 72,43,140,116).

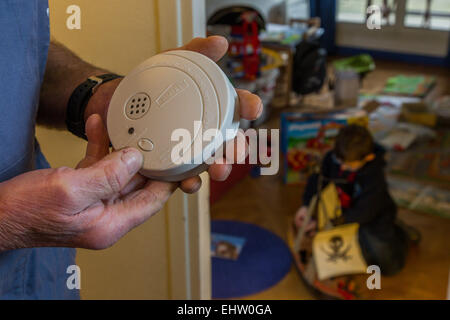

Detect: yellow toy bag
317,182,342,230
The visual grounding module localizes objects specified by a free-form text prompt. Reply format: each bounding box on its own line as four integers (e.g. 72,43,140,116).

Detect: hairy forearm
0,173,78,252
38,40,107,128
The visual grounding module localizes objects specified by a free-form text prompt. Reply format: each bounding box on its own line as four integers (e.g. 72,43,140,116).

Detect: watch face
107,50,240,181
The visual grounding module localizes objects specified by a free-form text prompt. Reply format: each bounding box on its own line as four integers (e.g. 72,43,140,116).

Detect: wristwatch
66,73,122,140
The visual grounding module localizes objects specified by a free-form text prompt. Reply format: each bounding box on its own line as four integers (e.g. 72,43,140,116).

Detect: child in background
294,125,410,275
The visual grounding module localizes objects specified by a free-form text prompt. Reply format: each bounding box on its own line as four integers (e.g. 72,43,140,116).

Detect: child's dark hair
334,125,374,162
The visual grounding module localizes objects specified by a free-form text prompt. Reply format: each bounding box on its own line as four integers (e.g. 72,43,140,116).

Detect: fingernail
121,148,143,174
193,180,202,191
256,102,263,118
222,165,232,181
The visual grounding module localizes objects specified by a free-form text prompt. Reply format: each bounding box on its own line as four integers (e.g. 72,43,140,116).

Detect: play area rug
386,129,450,219
388,130,450,186
211,220,292,299
388,176,450,219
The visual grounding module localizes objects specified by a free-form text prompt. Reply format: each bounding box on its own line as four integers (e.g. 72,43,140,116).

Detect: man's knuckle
103,164,123,193
136,188,158,205
50,167,77,203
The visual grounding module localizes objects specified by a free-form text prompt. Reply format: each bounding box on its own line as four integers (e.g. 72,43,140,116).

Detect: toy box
281,110,368,184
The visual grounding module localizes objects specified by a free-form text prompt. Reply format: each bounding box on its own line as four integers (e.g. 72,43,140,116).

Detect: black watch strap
66,73,122,140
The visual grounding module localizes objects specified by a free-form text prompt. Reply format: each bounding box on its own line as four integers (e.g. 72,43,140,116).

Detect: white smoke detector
107,50,240,182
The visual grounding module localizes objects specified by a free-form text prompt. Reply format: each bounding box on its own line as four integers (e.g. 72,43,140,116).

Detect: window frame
334,0,450,58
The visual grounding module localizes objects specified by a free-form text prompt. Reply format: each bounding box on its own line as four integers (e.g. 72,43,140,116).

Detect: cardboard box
281,110,368,184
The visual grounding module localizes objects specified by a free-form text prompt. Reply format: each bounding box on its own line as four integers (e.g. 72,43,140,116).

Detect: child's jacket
302,144,398,240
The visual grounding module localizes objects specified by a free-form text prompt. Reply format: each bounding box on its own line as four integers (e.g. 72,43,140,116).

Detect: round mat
211,220,292,299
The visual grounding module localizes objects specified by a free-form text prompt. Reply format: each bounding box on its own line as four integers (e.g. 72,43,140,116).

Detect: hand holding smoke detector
107,50,241,181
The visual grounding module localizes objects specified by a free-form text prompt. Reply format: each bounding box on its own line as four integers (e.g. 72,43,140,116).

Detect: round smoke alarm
107,50,240,182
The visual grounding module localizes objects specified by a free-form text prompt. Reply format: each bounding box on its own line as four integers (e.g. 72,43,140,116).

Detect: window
405,0,450,31
335,0,450,57
337,0,397,25
337,0,450,31
337,0,367,23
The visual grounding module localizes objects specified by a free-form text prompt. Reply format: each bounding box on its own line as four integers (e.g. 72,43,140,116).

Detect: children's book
382,75,436,98
211,233,246,261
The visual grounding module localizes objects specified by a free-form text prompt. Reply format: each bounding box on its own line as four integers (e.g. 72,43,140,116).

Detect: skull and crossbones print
320,235,352,263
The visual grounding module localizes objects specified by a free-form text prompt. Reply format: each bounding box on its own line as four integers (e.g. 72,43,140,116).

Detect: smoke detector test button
138,138,154,152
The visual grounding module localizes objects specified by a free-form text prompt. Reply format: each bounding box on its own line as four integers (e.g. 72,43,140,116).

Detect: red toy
228,11,261,80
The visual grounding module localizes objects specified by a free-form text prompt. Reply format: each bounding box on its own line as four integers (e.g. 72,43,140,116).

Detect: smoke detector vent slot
125,93,150,119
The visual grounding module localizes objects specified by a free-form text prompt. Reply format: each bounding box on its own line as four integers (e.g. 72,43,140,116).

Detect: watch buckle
88,76,104,94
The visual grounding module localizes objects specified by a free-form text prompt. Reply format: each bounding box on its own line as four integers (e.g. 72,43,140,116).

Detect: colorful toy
228,11,261,80
281,111,368,184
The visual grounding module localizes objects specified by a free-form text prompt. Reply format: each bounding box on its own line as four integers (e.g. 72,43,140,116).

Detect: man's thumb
75,147,143,201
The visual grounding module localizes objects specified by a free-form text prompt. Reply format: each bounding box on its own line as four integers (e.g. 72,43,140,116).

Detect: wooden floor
210,58,450,300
